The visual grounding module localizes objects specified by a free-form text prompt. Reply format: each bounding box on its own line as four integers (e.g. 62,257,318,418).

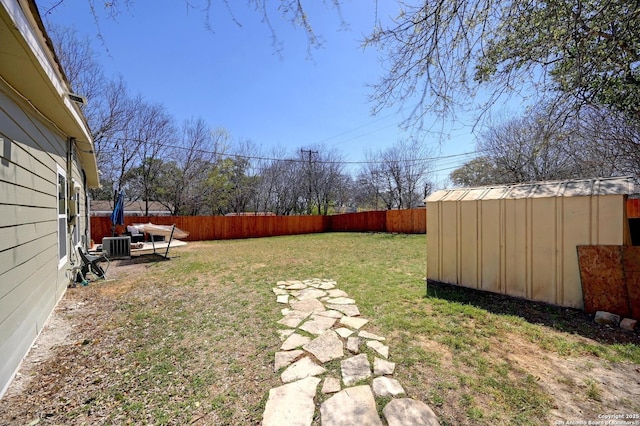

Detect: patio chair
124,225,145,243
78,247,110,280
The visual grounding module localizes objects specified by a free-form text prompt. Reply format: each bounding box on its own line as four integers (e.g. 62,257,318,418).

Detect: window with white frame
57,165,67,269
71,179,80,247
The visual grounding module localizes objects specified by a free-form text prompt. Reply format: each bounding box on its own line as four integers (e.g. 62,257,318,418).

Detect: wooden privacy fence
329,209,426,234
90,208,427,243
329,211,387,233
91,197,639,243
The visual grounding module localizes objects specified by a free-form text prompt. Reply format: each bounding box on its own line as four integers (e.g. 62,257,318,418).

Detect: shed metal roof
427,176,636,202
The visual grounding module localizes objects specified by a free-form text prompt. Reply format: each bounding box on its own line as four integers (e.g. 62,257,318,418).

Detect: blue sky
41,0,487,186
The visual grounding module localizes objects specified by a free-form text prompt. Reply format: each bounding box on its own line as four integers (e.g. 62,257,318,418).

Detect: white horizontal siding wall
0,81,79,396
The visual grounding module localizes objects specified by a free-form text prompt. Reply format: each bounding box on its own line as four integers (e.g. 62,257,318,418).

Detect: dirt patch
502,333,640,422
401,323,640,425
2,299,77,400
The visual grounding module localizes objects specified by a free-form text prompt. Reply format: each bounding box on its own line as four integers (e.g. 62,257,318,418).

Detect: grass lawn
0,233,638,425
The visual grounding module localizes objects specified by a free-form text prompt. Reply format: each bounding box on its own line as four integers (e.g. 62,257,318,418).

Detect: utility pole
300,149,318,215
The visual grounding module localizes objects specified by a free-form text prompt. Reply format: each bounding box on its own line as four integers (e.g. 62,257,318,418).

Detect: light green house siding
0,0,99,397
0,83,92,396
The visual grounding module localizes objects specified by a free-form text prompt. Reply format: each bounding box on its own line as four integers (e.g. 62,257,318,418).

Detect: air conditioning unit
102,236,131,259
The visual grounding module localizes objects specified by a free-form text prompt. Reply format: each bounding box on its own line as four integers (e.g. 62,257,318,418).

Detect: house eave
0,0,100,187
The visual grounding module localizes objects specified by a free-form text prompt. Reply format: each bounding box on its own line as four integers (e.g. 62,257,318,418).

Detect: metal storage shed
426,176,635,309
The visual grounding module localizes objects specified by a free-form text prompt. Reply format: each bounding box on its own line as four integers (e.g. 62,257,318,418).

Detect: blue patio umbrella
110,190,125,235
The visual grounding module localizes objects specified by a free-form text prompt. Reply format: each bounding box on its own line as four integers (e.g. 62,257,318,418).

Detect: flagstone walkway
262,279,440,426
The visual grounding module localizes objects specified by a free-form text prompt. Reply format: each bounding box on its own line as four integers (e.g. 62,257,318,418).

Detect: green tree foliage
449,156,503,187
367,0,640,124
206,158,259,215
152,160,184,214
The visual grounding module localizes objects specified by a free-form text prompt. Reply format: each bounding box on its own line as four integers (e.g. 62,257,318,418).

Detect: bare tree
361,139,434,209
332,172,355,213
121,102,176,214
224,139,261,214
90,77,135,166
162,120,227,215
353,168,383,210
47,25,136,199
254,147,304,215
477,109,580,184
47,26,102,117
569,106,640,178
307,147,348,215
450,102,640,187
102,95,147,195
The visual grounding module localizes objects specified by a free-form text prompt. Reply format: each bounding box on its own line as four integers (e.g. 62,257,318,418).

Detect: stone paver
372,376,405,397
276,294,289,304
374,357,396,375
320,385,383,426
290,299,325,313
265,279,440,426
341,353,371,386
327,289,349,298
594,310,621,325
315,310,343,319
280,332,311,351
285,282,307,290
278,329,295,340
366,340,389,358
299,315,337,335
318,281,336,290
262,376,320,426
359,330,385,341
326,304,360,317
621,318,638,331
383,398,441,426
303,330,344,363
284,281,307,290
277,310,310,328
274,350,303,371
297,288,328,300
340,316,369,330
335,327,353,338
281,356,327,383
326,297,356,305
321,377,341,394
346,336,360,354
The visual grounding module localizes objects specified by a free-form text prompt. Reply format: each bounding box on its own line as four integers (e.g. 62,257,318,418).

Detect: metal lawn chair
78,247,110,280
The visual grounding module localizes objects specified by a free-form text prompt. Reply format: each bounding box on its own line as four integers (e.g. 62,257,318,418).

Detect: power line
98,137,480,165
308,106,411,145
309,110,406,146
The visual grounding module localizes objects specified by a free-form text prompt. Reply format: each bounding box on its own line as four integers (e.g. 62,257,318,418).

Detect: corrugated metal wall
426,178,634,309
